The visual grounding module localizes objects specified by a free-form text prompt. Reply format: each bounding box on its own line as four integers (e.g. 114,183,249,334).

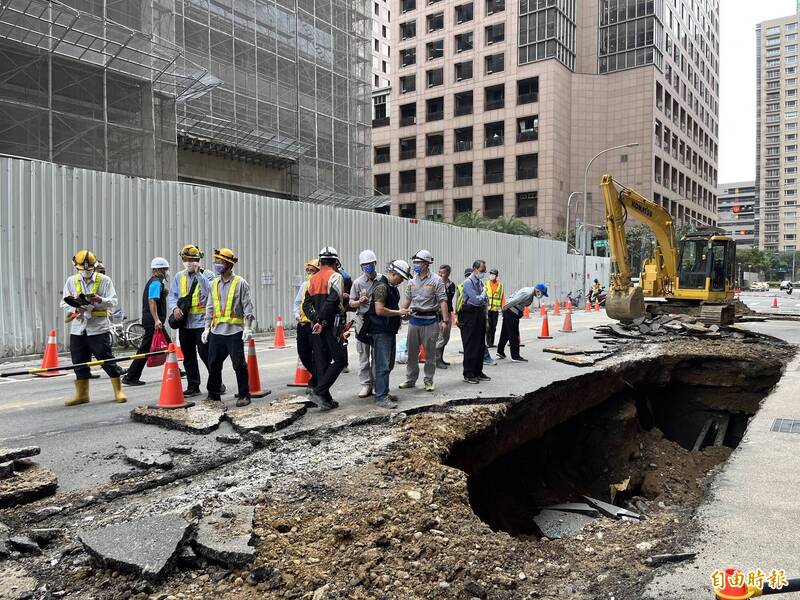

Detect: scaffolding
305,189,390,211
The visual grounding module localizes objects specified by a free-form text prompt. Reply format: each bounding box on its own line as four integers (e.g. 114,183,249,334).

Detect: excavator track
645,301,735,326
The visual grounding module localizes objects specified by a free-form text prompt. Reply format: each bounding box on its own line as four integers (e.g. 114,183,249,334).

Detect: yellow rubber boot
111,377,128,403
65,379,90,407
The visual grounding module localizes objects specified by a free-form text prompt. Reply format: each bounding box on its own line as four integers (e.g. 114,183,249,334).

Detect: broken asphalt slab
583,496,642,520
226,401,307,435
193,505,256,567
532,509,596,540
0,463,57,508
79,514,193,581
124,449,174,470
130,400,226,434
0,447,40,462
0,565,38,600
543,502,601,518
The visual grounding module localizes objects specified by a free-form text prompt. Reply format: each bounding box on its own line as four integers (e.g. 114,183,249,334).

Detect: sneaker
121,377,145,387
477,373,492,381
398,381,416,389
311,394,337,411
435,360,449,369
463,376,479,384
495,352,507,360
375,397,398,409
343,366,350,374
235,396,251,407
424,380,435,392
387,394,400,402
510,356,529,362
483,358,498,366
183,387,202,398
358,385,373,398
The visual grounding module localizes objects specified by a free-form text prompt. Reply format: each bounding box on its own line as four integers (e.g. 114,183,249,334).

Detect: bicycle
109,319,146,349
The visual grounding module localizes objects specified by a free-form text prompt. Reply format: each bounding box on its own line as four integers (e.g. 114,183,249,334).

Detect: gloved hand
201,327,210,344
242,327,253,342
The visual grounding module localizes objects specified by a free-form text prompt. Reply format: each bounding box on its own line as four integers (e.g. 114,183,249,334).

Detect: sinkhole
445,353,786,537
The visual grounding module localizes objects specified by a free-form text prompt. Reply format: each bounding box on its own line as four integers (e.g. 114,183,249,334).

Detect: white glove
242,327,253,342
201,327,210,344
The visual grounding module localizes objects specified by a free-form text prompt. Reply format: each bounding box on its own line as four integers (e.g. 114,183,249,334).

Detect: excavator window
709,242,727,292
677,238,708,290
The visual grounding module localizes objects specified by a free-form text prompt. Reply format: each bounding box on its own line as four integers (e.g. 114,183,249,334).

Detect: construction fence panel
0,157,610,356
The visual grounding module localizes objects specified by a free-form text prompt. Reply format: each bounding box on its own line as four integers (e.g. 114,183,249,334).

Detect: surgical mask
477,272,485,281
412,264,423,274
184,261,199,273
214,264,226,275
305,270,315,280
489,274,497,281
362,263,375,274
81,270,94,280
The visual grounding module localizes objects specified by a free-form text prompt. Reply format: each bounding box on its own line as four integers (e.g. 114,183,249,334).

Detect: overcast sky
718,1,797,184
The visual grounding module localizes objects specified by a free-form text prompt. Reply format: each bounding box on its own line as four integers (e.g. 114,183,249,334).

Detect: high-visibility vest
455,283,465,314
212,276,244,326
73,274,108,317
487,281,504,311
298,280,311,324
180,274,205,315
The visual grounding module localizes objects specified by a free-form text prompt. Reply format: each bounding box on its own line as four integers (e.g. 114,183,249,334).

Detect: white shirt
60,272,119,336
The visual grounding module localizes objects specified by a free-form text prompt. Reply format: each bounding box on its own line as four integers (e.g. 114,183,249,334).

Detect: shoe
89,373,101,379
510,356,528,362
110,377,128,403
483,358,498,366
311,394,338,411
496,352,507,359
398,381,416,389
235,396,251,407
477,373,492,381
387,394,399,402
121,377,145,387
184,387,202,398
358,385,373,398
463,376,479,384
65,379,90,407
436,360,449,369
343,367,350,373
179,369,186,377
441,359,451,366
219,384,227,394
424,380,435,392
375,397,398,409
205,393,222,401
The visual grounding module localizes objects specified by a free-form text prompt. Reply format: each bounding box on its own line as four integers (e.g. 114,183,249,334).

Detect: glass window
455,2,473,23
483,194,504,218
427,12,444,32
516,192,537,217
455,60,473,80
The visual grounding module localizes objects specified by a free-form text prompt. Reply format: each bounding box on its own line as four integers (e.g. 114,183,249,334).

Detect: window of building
455,2,473,23
455,90,473,116
454,162,473,186
399,170,416,193
400,47,416,67
455,60,473,80
455,197,473,214
426,201,444,220
400,102,417,126
485,23,504,45
426,132,444,156
485,53,504,74
382,60,387,73
454,126,473,151
382,25,387,37
400,20,416,39
484,121,504,147
374,2,379,15
516,115,538,142
516,191,537,217
374,74,380,86
400,202,416,217
374,173,390,195
401,0,415,12
483,194,504,218
374,145,390,164
455,31,474,52
788,23,798,32
484,158,504,183
399,137,417,160
400,74,416,93
374,39,380,51
517,77,538,104
516,153,538,180
485,84,505,110
427,39,444,60
426,166,444,190
426,97,444,121
486,0,504,15
427,12,444,32
373,94,388,124
427,68,444,87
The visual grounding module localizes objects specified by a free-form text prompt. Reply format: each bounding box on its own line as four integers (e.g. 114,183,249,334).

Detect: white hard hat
388,259,412,280
412,249,434,264
359,249,377,264
151,257,170,270
318,246,339,260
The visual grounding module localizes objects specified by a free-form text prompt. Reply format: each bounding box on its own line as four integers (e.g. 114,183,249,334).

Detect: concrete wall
177,150,296,198
0,156,610,356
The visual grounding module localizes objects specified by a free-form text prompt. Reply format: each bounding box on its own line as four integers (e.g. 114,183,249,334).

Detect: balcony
372,116,390,127
400,115,416,126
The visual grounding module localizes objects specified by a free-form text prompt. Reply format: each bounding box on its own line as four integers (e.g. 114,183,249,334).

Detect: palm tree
486,215,533,236
453,211,489,229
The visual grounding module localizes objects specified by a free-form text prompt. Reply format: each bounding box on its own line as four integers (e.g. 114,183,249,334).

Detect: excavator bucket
606,286,646,322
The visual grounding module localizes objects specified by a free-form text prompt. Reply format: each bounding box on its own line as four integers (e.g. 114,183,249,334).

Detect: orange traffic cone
245,338,271,398
287,357,313,387
713,568,750,600
553,300,561,316
773,296,779,309
418,344,426,361
538,310,553,339
150,344,194,409
523,306,530,319
37,329,66,377
559,311,575,333
585,299,591,311
271,315,287,348
567,300,573,314
594,300,601,312
174,336,185,361
451,311,456,325
540,303,546,317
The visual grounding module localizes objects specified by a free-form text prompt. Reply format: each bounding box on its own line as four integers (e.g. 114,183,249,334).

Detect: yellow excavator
600,174,737,325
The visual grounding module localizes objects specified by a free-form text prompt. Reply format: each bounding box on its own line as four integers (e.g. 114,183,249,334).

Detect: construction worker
123,258,172,386
435,264,456,369
60,250,127,406
363,260,412,409
460,260,491,384
202,248,255,407
496,283,547,362
293,258,320,388
399,250,449,392
167,245,213,397
302,246,348,411
350,250,379,398
485,268,505,348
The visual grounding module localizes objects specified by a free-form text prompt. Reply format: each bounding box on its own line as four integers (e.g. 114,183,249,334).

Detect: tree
486,215,533,236
453,211,488,229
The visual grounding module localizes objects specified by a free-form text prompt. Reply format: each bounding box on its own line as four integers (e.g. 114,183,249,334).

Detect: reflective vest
454,283,465,314
298,280,311,324
212,276,244,326
181,273,205,315
487,281,504,311
73,274,108,317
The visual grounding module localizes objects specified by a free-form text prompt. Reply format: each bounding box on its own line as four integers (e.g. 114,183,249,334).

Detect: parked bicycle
109,319,146,349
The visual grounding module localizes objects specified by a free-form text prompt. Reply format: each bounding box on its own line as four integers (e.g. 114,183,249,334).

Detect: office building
717,182,756,249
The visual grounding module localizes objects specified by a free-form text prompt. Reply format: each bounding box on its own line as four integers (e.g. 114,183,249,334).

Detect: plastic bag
396,338,408,364
146,329,168,367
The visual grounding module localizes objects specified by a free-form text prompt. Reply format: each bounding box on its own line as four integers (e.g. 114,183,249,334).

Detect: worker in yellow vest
293,258,320,388
60,250,127,406
485,268,505,348
202,248,255,407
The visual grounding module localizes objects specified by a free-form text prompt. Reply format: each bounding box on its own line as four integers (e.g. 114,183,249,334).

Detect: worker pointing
60,250,127,406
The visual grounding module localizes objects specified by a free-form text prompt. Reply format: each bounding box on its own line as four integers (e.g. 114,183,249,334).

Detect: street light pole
565,191,582,253
582,142,639,291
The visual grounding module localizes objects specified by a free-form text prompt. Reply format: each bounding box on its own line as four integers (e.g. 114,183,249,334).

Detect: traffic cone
174,336,185,361
149,344,194,409
585,299,591,311
287,357,313,387
523,306,530,319
714,568,750,600
271,315,287,348
567,300,573,314
418,344,426,361
451,311,456,325
36,329,66,377
246,338,271,398
559,311,575,333
553,300,561,316
540,303,546,317
594,300,601,312
773,296,779,309
538,310,553,339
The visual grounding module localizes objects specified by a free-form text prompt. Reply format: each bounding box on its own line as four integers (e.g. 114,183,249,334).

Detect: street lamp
582,142,639,291
565,191,583,254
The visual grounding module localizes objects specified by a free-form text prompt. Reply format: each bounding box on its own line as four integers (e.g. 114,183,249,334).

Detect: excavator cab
675,232,736,300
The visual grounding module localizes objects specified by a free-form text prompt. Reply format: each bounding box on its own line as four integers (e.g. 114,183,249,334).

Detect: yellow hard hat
179,244,204,260
213,247,238,265
305,258,320,271
72,250,98,271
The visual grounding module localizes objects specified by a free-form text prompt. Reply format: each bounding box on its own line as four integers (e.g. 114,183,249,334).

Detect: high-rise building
756,12,800,252
372,0,720,234
717,181,756,249
0,0,373,204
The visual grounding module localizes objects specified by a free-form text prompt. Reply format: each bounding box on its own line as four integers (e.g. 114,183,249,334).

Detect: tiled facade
717,181,756,249
372,0,719,234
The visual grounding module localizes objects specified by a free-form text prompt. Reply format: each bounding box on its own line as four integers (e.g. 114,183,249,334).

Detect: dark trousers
486,310,500,346
207,331,249,399
297,323,316,386
125,322,171,382
460,308,487,378
312,325,348,399
180,327,208,390
497,309,521,358
70,333,122,380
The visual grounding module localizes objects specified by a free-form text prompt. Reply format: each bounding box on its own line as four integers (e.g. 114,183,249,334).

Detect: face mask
413,264,423,274
184,261,199,273
477,272,485,281
214,264,226,275
489,274,497,281
81,270,94,279
362,263,375,274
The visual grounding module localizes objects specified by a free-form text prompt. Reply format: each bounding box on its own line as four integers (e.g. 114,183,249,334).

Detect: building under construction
0,0,374,205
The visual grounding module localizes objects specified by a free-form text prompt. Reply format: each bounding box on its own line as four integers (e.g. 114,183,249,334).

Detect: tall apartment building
717,181,756,249
0,0,373,204
756,13,800,252
371,0,392,204
372,0,720,235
